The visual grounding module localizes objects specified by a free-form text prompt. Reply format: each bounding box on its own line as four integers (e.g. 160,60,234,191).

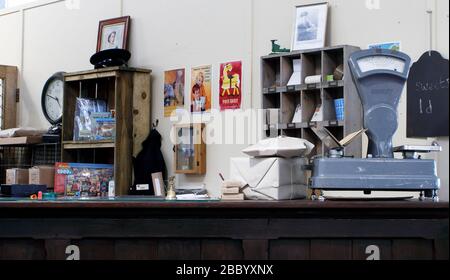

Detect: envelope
230,157,308,201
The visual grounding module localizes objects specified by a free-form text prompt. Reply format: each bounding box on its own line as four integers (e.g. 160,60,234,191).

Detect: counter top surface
0,198,448,209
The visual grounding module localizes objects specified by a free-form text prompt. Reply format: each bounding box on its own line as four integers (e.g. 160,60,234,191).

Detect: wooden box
62,67,152,195
174,124,206,175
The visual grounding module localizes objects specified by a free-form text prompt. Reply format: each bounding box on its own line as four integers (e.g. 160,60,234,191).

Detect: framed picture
97,16,131,52
292,3,328,51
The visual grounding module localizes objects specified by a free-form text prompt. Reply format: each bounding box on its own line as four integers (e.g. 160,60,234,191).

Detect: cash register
311,49,442,202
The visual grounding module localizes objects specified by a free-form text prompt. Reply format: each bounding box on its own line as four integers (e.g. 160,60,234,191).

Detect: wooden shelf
261,45,363,158
266,121,344,131
0,136,42,146
264,81,344,94
63,140,115,150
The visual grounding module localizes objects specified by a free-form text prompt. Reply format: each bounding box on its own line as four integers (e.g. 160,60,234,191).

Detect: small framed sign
152,172,166,197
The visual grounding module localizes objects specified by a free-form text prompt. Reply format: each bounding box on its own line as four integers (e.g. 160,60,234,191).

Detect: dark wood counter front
0,200,448,260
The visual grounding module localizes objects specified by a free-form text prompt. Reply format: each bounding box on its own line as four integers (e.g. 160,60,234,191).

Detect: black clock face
42,72,65,125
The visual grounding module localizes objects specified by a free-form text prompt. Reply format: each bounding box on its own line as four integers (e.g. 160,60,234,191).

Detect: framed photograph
292,3,328,51
97,16,131,52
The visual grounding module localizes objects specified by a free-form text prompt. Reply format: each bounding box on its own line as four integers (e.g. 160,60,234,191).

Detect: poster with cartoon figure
164,69,185,117
191,65,212,113
219,61,242,111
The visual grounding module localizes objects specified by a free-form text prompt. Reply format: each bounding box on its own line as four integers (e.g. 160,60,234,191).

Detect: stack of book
221,180,245,201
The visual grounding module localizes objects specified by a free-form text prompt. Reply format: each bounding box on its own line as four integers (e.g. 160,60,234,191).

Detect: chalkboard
407,51,449,137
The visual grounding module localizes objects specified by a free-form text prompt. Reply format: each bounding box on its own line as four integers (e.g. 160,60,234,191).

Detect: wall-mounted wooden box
0,65,18,130
62,67,152,195
261,45,363,158
174,123,206,175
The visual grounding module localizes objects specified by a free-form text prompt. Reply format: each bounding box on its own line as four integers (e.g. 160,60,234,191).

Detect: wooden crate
62,67,152,195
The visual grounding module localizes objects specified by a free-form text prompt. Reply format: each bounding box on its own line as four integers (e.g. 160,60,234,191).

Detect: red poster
219,61,242,111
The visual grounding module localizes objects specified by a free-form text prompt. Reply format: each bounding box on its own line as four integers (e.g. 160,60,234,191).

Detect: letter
204,267,210,278
177,267,183,275
366,245,381,260
65,245,80,261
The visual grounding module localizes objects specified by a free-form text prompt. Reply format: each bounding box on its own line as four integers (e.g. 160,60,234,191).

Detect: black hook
152,119,159,129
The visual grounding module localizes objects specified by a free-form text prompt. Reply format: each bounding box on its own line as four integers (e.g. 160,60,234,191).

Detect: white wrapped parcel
242,136,314,158
230,157,309,200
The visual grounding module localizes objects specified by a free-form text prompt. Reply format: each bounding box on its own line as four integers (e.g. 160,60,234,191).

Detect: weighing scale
311,49,442,202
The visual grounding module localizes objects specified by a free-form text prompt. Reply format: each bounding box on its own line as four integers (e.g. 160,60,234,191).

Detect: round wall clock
41,72,65,125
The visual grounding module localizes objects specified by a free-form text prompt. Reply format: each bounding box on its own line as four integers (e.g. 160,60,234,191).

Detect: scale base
311,157,440,201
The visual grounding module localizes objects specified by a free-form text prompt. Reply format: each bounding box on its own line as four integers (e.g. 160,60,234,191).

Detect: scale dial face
42,73,64,125
357,55,406,73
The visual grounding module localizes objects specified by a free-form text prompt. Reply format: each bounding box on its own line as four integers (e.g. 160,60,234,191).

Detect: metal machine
311,49,442,201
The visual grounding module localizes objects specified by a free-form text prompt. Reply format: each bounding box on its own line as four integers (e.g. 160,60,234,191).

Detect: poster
164,69,185,117
191,65,212,113
219,61,242,111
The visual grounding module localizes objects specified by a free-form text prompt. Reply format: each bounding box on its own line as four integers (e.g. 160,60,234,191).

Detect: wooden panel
0,65,18,129
75,239,115,260
0,239,45,260
65,71,118,82
65,67,150,78
201,239,243,260
310,240,352,260
434,239,449,260
392,239,434,260
114,239,158,260
63,141,115,150
342,46,363,157
115,72,134,195
352,240,392,260
62,81,79,143
243,240,268,260
157,239,201,260
132,72,151,157
270,239,310,260
45,239,71,260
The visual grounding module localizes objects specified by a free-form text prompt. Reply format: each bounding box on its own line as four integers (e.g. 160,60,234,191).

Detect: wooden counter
0,200,448,260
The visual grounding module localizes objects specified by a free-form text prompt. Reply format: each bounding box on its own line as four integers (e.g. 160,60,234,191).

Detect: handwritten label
415,77,449,92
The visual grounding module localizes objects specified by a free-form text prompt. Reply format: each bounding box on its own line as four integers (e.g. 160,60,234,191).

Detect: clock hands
47,95,62,108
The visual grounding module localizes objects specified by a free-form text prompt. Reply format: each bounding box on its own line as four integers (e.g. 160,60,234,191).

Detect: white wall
1,0,448,199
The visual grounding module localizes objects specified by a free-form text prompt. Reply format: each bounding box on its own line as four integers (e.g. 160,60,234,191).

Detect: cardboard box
6,168,29,185
29,166,55,189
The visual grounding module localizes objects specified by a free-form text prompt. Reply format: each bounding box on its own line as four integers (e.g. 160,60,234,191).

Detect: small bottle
108,181,115,198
